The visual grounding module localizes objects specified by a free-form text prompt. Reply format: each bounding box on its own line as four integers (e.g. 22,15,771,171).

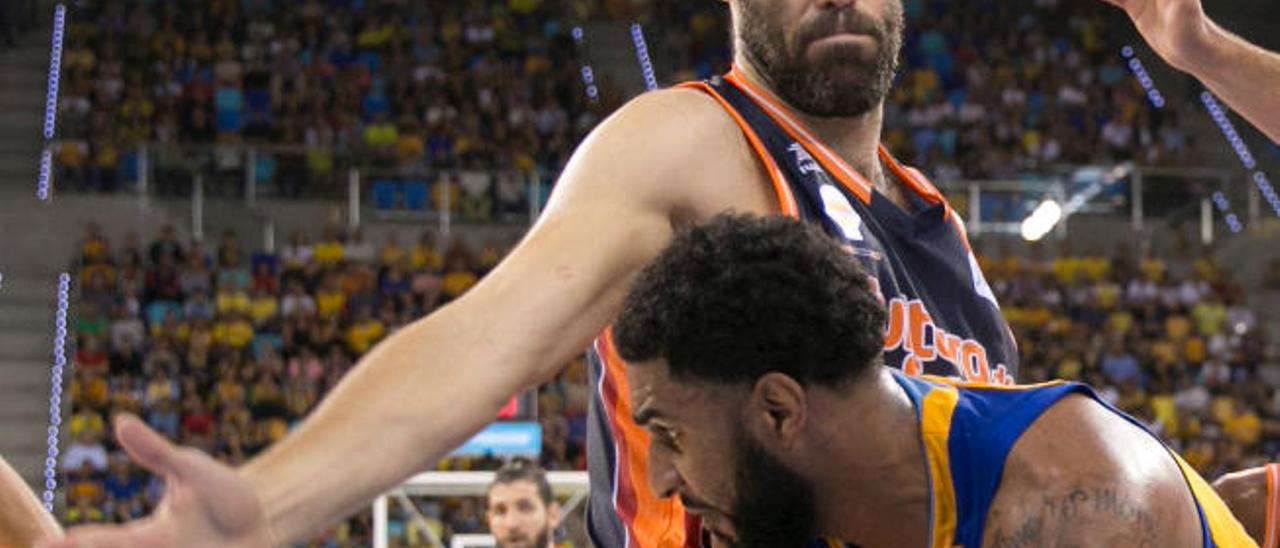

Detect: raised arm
0,456,60,548
48,88,773,547
1106,0,1280,143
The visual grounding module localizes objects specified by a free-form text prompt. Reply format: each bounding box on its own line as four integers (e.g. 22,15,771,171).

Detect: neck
731,58,887,187
802,368,930,547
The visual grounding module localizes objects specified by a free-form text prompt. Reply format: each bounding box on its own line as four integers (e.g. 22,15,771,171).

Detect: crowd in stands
56,0,1209,198
56,0,614,196
644,0,1199,181
66,222,587,545
52,0,1277,544
65,218,1280,544
983,242,1277,479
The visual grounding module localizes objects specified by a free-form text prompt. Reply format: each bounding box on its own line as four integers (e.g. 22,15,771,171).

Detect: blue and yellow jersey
809,371,1254,547
584,69,1018,547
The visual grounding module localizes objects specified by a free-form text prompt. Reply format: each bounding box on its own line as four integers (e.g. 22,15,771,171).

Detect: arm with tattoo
985,486,1170,548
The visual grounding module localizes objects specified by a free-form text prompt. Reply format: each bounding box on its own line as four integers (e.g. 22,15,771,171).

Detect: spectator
62,429,108,473
148,225,184,266
344,306,385,355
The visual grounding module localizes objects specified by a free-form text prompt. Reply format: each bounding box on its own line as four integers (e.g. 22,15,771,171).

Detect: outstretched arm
1105,0,1280,143
47,88,772,547
0,456,61,548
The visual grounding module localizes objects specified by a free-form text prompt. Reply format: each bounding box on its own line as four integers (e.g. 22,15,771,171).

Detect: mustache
795,8,886,48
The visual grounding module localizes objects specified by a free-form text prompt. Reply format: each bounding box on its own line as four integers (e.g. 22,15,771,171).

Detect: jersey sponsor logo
882,297,1014,385
819,184,866,242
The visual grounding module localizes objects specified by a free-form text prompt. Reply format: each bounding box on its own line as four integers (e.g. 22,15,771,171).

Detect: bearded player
615,213,1253,548
46,0,1280,546
487,460,562,548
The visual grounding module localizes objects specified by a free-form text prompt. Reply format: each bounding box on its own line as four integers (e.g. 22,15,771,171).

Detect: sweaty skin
982,396,1204,547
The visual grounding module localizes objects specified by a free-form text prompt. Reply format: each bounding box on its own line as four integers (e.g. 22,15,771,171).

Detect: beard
496,527,550,548
736,0,903,118
725,427,818,548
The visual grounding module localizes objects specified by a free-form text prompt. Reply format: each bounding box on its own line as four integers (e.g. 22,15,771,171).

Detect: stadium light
1020,199,1062,242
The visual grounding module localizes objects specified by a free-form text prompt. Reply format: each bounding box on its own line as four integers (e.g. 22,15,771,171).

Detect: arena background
0,0,1277,546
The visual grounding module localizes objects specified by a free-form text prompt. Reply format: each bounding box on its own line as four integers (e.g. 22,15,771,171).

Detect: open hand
39,415,276,548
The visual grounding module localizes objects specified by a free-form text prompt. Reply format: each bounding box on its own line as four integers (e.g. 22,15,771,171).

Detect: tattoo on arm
989,487,1160,548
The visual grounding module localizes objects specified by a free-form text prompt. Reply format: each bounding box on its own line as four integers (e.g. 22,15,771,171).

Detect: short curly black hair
614,213,886,386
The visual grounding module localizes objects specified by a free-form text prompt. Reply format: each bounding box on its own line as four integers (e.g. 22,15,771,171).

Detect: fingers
113,414,182,480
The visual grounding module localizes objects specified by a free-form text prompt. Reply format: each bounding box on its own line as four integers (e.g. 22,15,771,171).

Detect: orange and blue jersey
806,371,1253,547
584,70,1019,547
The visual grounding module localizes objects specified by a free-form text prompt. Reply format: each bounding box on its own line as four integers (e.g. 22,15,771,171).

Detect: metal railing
45,141,554,243
48,141,1260,245
935,164,1239,246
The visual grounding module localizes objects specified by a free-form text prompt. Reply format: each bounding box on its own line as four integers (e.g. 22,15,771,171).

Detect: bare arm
49,88,775,547
1106,0,1280,143
0,456,60,548
984,485,1169,547
1212,466,1268,544
242,102,685,540
983,396,1205,547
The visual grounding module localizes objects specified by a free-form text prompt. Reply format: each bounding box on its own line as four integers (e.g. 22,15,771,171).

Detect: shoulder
573,87,754,175
554,87,776,218
982,394,1203,547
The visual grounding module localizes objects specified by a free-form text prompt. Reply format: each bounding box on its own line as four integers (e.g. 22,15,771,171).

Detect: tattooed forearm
989,487,1159,548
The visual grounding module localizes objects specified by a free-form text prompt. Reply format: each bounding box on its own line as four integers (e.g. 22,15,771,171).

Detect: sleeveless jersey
810,371,1254,547
584,69,1019,548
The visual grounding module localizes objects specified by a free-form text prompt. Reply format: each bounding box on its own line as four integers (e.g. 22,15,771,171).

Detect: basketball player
0,456,60,548
615,213,1253,548
486,460,561,548
46,0,1280,545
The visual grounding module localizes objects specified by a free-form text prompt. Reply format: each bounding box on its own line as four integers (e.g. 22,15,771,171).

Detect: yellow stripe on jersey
919,374,1067,392
1170,451,1258,547
920,385,960,548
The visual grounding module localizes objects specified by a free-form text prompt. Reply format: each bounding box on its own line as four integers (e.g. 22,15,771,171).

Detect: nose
647,446,683,498
818,0,857,8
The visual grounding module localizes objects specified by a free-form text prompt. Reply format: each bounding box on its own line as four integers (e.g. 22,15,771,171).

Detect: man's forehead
488,480,542,504
627,361,728,421
628,361,687,401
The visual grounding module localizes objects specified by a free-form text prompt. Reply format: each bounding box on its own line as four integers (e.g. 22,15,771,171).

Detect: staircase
0,18,48,192
582,21,649,99
0,13,55,490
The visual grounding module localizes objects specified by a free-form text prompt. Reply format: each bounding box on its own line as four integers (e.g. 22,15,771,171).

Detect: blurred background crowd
49,0,1279,547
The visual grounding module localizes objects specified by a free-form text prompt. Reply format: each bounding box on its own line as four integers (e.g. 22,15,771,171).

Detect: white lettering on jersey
819,184,865,242
787,142,822,176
